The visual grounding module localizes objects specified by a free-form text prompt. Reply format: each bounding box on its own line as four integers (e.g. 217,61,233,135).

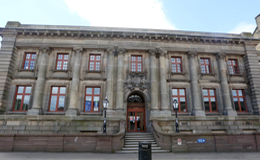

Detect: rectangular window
23,53,36,69
131,55,142,72
232,89,247,112
85,87,100,112
49,87,66,112
13,86,31,111
89,54,101,71
228,59,239,74
200,58,211,73
172,88,187,112
203,89,218,112
171,57,182,73
56,54,69,70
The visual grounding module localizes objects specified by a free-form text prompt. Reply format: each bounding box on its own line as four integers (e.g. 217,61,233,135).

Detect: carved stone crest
124,69,150,91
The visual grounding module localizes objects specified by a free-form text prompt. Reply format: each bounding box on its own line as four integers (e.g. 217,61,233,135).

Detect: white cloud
229,22,256,34
64,0,176,30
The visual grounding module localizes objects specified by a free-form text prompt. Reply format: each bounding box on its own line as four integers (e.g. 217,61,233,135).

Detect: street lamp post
103,96,109,134
173,99,179,133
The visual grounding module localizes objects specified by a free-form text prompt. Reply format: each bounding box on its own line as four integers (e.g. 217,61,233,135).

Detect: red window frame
48,86,66,112
23,53,36,69
84,87,101,112
12,86,32,112
228,59,239,74
89,54,101,71
172,88,187,112
200,58,211,73
232,89,247,112
131,55,142,72
171,57,182,73
203,89,218,112
56,53,69,70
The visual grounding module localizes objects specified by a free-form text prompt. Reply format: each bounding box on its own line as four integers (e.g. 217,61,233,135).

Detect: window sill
171,72,186,75
201,73,216,76
237,112,251,115
230,73,243,77
172,112,190,116
80,112,102,115
52,70,69,73
86,70,102,73
18,69,34,72
205,112,220,115
45,112,65,115
6,111,27,115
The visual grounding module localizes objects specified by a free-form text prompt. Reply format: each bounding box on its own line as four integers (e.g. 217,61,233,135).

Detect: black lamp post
173,99,179,133
103,96,109,134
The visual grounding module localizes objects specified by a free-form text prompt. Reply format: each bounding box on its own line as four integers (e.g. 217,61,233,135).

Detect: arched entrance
127,94,146,132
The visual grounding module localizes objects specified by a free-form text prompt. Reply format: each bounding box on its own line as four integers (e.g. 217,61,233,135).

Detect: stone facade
0,16,260,152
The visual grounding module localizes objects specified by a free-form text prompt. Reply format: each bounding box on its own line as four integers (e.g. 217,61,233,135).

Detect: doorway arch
127,93,146,132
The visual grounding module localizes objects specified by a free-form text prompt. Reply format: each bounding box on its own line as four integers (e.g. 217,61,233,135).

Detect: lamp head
173,99,179,111
103,96,109,109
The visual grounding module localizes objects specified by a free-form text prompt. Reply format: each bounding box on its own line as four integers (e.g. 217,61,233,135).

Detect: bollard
138,142,151,160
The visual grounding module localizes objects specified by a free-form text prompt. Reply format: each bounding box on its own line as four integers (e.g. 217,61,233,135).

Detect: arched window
127,94,144,103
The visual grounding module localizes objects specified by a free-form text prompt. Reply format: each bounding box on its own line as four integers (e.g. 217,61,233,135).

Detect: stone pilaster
65,47,82,116
188,51,205,116
158,49,169,110
27,46,50,115
115,48,126,110
216,52,237,116
149,49,159,110
106,47,115,110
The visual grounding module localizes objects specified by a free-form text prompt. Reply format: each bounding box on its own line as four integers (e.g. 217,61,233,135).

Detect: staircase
115,132,170,153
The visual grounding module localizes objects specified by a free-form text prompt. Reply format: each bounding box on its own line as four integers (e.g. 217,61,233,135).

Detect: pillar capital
158,49,167,57
39,46,50,54
117,48,126,55
149,49,157,56
73,47,83,52
106,47,116,54
216,52,226,60
187,50,197,59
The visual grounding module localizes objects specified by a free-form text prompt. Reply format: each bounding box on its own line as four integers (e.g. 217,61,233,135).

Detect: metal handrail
150,122,160,138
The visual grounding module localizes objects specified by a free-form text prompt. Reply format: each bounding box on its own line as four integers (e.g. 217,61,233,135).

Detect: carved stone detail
187,50,197,59
216,52,226,59
124,69,150,91
127,95,144,103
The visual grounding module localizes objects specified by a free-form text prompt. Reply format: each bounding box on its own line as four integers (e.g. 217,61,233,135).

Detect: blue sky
0,0,259,34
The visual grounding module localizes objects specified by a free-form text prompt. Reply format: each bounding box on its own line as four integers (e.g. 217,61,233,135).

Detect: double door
127,103,145,132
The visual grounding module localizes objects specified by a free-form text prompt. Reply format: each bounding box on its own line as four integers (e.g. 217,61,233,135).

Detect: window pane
63,61,68,70
90,55,95,60
24,61,29,69
180,98,186,112
132,56,136,61
232,90,237,96
22,95,30,110
206,66,210,73
137,57,142,61
52,87,58,94
96,62,100,70
14,95,22,110
209,90,214,96
58,54,63,59
177,58,181,63
200,59,204,64
238,90,243,96
64,54,69,60
30,61,35,69
204,97,210,112
58,96,65,111
179,89,185,96
171,58,175,63
26,54,30,59
31,54,36,59
60,87,66,94
86,88,92,94
234,101,240,111
172,89,178,95
85,96,92,111
89,62,94,70
211,100,217,111
93,96,100,111
96,55,101,60
205,59,209,64
18,87,24,93
203,89,208,96
240,98,246,111
232,60,236,65
25,87,31,94
172,64,176,72
94,88,100,95
50,96,57,111
177,64,181,72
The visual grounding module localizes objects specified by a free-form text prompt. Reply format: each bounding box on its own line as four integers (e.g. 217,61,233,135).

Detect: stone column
27,46,50,115
66,47,82,116
106,47,115,110
158,49,169,110
188,51,205,116
216,52,237,116
149,49,159,110
116,48,126,110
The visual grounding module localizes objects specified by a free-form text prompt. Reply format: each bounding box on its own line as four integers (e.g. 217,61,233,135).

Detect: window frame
84,87,101,112
200,58,211,74
12,86,32,112
172,88,187,113
203,89,218,113
131,55,143,72
48,86,67,112
56,53,69,70
228,59,239,74
232,89,247,112
23,53,36,70
88,54,101,71
171,57,182,73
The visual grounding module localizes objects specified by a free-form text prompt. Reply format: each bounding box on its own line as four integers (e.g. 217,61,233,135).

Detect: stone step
115,150,171,154
125,135,154,138
124,144,158,147
125,142,157,145
125,139,155,142
125,137,155,140
122,147,162,150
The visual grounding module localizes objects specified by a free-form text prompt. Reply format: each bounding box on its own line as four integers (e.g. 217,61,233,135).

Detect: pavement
0,152,260,160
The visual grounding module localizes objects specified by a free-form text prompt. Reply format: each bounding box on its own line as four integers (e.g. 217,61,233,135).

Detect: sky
0,0,259,37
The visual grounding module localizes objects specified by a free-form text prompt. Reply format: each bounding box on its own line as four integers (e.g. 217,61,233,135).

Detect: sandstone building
0,15,260,152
